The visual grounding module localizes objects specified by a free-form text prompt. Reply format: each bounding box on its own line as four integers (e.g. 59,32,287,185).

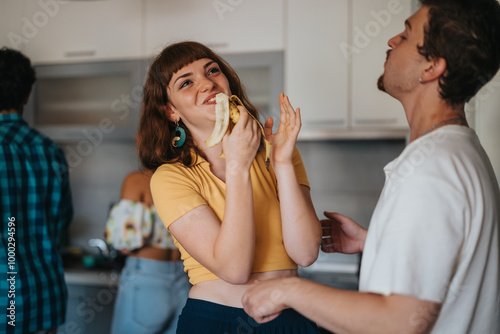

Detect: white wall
473,70,500,187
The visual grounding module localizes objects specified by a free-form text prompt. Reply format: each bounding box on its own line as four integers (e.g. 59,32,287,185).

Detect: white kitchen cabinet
57,270,119,334
351,0,413,130
286,0,412,140
20,0,142,65
285,0,349,132
57,283,116,334
145,0,284,57
0,0,27,49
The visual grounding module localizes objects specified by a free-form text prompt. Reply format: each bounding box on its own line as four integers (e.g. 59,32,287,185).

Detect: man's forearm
281,278,439,334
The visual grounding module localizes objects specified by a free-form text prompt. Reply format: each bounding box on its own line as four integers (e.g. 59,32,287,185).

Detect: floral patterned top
104,199,176,250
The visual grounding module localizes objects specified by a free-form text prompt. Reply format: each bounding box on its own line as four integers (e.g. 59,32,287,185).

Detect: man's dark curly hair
417,0,500,107
0,47,36,111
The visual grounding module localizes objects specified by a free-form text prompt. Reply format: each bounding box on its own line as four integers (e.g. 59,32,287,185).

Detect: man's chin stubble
377,75,386,92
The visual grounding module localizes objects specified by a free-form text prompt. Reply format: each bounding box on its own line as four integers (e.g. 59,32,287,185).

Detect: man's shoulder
2,120,65,158
14,121,57,145
394,127,478,169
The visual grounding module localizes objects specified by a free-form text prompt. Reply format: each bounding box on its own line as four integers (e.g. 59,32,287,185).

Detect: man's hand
321,211,367,254
242,277,302,323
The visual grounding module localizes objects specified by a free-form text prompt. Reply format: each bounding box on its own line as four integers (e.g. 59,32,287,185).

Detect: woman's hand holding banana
205,93,271,170
221,106,260,173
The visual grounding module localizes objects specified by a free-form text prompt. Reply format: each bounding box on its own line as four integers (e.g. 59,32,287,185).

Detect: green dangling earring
172,120,186,147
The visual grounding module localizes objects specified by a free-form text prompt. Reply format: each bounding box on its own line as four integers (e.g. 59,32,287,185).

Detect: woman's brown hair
137,41,260,171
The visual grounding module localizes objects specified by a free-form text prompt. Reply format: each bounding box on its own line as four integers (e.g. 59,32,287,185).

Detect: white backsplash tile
297,139,406,271
62,140,140,252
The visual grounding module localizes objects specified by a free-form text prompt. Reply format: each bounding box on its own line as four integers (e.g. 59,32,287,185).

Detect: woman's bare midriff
128,246,182,261
188,269,298,308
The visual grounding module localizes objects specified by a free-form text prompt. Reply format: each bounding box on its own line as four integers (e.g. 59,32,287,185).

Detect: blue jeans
110,257,190,334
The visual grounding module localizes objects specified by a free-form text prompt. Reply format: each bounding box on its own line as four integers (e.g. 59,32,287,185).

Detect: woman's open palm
264,93,301,167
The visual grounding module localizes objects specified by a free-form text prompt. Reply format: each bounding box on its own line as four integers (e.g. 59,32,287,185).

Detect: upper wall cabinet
0,0,27,49
287,0,414,139
285,0,349,135
144,0,284,58
351,0,413,130
15,0,142,64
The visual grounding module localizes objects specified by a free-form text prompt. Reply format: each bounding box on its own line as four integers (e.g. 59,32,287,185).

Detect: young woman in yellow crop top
137,41,322,333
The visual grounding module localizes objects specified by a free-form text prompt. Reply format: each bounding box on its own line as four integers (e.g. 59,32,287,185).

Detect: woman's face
166,58,231,136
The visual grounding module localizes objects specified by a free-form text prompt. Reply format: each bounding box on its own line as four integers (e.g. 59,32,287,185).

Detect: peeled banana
205,93,271,170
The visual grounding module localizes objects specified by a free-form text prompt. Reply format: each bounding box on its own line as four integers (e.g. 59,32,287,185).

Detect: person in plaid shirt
0,47,73,334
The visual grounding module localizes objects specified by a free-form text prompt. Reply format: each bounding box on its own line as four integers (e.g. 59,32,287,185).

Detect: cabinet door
286,0,349,131
59,283,116,334
21,0,142,64
0,0,27,50
351,0,413,129
58,284,88,334
145,0,284,57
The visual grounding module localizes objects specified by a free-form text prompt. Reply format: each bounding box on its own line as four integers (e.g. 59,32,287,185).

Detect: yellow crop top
151,147,309,285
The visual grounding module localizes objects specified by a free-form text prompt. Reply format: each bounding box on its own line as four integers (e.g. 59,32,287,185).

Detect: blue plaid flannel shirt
0,113,73,333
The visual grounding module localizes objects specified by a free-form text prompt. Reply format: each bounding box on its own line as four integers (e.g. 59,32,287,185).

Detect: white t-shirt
359,126,500,334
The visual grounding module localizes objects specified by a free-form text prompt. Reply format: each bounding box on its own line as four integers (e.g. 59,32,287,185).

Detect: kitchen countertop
64,267,120,287
64,266,358,290
63,256,359,289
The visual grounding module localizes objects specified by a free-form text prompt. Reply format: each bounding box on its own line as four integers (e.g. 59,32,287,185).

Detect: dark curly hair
137,41,260,171
0,48,36,112
418,0,500,106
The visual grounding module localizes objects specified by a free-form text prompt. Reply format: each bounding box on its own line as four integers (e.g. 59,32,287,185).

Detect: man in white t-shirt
242,0,500,333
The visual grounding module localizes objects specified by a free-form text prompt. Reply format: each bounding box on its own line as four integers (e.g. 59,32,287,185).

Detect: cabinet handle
354,118,397,125
304,119,345,126
64,50,97,58
329,119,345,125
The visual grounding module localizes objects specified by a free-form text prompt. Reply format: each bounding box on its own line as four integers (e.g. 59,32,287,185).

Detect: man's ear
421,57,446,83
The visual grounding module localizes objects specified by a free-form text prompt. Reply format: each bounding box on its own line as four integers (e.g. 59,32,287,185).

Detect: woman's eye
179,80,191,89
208,67,220,75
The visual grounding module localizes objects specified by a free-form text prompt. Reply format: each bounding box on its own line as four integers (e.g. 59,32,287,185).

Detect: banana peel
205,93,271,170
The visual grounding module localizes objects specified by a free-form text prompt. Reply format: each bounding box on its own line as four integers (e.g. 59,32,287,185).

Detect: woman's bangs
164,43,218,79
